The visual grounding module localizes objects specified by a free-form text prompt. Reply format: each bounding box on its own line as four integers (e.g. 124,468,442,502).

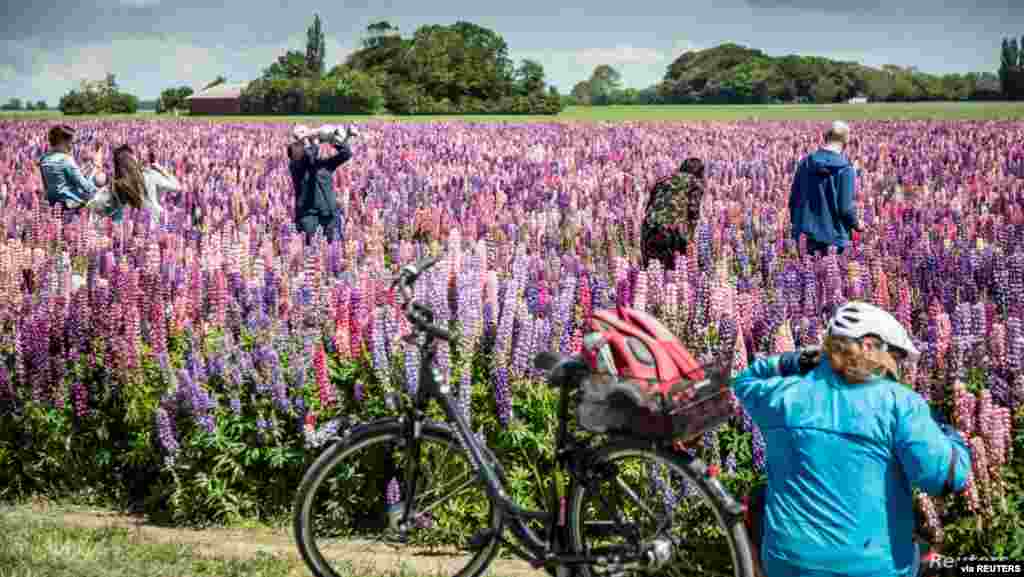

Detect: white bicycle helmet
827,301,920,362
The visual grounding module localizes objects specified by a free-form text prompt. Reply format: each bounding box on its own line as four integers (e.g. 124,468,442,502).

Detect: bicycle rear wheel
568,440,755,577
293,421,502,577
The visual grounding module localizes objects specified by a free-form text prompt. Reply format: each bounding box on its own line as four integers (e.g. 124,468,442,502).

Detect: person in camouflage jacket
641,157,705,270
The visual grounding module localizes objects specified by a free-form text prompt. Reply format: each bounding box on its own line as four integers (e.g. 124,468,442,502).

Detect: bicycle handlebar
391,255,452,342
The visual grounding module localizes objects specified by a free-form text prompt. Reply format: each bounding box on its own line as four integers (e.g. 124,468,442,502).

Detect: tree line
24,26,1022,114
571,40,1022,105
2,98,49,111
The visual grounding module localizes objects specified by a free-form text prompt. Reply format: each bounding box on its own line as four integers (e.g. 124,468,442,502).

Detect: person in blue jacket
38,124,107,213
789,121,863,256
287,124,355,245
732,301,970,577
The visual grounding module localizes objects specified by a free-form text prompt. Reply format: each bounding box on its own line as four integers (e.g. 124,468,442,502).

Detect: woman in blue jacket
733,302,970,577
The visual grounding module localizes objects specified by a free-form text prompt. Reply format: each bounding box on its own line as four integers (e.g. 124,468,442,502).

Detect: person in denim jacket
38,125,107,212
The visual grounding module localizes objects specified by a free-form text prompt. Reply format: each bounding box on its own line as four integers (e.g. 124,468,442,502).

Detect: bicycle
293,255,757,577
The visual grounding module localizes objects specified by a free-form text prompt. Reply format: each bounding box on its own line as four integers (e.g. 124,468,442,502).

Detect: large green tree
588,65,622,105
262,50,311,80
999,37,1017,99
570,81,592,105
515,59,546,95
247,19,560,115
306,14,326,79
157,86,193,113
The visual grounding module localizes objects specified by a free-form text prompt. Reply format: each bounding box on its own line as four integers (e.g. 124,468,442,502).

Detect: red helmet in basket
582,305,705,396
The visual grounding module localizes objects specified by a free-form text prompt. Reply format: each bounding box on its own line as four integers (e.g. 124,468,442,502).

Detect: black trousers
297,213,336,244
805,239,846,257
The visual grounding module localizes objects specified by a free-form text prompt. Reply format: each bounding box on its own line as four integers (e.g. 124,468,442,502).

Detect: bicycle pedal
467,528,498,550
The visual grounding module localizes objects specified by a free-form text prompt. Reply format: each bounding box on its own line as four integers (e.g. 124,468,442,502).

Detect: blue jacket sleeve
836,166,859,231
731,354,800,419
64,157,98,200
893,394,971,495
316,142,352,172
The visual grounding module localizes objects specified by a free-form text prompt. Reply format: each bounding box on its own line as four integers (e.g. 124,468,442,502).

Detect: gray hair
825,120,850,144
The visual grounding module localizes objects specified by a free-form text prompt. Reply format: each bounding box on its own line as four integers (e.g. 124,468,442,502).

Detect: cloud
511,40,711,90
573,44,665,68
743,0,882,14
670,40,705,57
0,33,353,102
119,0,161,6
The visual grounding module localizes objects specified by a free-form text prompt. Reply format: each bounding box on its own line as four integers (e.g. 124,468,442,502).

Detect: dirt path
20,502,542,577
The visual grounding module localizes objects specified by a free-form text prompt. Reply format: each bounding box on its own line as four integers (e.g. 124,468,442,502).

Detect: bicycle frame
400,321,601,568
309,258,684,573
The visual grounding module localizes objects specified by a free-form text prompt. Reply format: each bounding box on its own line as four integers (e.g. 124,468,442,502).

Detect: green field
4,102,1024,123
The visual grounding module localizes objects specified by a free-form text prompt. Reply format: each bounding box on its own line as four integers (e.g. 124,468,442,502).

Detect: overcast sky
1,0,1020,103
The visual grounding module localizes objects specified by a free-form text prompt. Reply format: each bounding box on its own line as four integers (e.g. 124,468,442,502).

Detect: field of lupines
0,118,1023,556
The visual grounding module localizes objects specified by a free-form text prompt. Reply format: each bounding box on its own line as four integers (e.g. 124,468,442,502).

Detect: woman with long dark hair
89,144,181,224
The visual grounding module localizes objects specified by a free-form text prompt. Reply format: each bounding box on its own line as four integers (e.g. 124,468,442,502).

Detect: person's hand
345,125,358,140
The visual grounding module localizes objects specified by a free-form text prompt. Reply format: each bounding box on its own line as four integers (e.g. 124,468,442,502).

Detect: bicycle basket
578,306,733,441
577,368,733,441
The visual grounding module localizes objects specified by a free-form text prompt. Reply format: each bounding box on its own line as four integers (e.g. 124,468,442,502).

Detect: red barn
184,83,246,115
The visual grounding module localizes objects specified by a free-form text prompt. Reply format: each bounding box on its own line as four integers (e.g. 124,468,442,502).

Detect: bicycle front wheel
293,421,502,577
568,441,755,577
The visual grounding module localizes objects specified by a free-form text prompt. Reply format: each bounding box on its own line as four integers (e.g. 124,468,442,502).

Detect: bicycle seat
534,352,588,389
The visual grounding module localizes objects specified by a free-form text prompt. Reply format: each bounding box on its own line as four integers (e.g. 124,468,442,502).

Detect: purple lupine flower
649,462,678,513
371,307,390,387
702,427,720,467
724,453,737,476
495,366,512,426
155,407,179,463
404,343,419,396
271,366,290,413
751,426,766,472
385,477,401,505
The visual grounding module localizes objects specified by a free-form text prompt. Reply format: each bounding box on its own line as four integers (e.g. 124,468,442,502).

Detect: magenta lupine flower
975,388,993,443
953,382,975,438
70,381,89,419
349,287,363,358
915,494,943,543
0,365,12,401
969,436,993,514
633,270,648,313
